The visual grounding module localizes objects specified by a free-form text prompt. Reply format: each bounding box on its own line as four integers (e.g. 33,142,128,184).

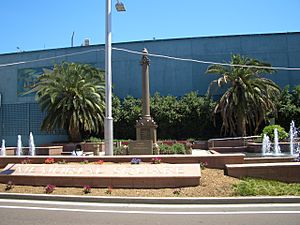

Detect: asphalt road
0,199,299,225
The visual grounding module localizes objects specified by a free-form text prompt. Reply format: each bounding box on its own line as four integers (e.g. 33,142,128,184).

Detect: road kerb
0,193,300,204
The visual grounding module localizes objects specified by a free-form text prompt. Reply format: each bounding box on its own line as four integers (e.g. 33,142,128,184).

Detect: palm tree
29,62,105,142
206,54,280,137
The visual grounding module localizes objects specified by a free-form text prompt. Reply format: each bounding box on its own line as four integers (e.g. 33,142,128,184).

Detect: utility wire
112,47,300,71
0,47,300,71
0,49,104,68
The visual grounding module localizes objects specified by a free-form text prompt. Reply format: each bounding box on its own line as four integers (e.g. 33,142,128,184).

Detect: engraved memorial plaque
129,140,153,155
140,128,151,140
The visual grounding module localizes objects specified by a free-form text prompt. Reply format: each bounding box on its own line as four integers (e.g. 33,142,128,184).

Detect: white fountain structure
16,135,23,156
262,134,271,155
29,132,36,156
1,139,6,156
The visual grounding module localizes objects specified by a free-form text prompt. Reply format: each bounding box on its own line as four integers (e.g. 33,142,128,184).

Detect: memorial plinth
0,163,201,188
128,140,153,155
136,118,157,143
130,48,158,155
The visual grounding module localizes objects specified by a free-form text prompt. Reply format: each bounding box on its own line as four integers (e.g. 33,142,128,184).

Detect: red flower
95,160,104,165
151,157,161,164
44,158,55,164
105,185,113,194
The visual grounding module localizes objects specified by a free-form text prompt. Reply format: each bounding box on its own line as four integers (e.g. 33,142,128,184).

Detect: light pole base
104,117,114,156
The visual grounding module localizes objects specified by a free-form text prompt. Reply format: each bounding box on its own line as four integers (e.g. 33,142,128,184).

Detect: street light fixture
115,0,126,12
105,0,125,156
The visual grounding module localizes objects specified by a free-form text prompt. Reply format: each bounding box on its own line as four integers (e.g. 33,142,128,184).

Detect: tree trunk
236,116,246,137
254,117,264,134
69,124,81,142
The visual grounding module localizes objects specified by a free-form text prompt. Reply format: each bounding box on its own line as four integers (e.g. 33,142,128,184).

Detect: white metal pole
105,0,114,155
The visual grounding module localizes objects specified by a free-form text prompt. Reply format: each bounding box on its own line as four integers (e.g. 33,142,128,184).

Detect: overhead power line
0,47,300,71
112,47,300,71
0,49,104,68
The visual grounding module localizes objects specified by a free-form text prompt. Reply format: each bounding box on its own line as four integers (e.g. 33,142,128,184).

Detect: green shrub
159,144,173,154
113,95,141,139
277,85,300,131
159,143,186,154
84,136,102,142
171,143,186,154
113,92,219,140
261,125,288,141
113,146,128,155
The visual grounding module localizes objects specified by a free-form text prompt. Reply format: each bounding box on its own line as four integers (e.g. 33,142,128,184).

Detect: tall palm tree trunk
69,125,81,142
236,116,246,137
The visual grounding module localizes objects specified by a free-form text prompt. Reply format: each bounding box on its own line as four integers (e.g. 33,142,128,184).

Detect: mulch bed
0,168,239,197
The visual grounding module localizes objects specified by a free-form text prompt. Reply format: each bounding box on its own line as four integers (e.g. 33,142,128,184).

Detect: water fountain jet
273,128,281,155
262,134,271,155
16,135,23,156
29,132,36,156
1,139,6,156
289,120,298,155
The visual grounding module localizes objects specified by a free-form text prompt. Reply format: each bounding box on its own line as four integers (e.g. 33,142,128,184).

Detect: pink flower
45,184,55,194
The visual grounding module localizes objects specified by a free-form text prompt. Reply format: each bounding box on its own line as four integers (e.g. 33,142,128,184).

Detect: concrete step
209,146,248,153
225,162,300,183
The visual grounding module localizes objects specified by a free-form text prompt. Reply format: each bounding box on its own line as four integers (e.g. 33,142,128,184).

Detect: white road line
0,199,300,209
0,205,299,215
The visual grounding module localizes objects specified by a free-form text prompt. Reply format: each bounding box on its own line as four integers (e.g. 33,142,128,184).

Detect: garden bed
0,168,238,197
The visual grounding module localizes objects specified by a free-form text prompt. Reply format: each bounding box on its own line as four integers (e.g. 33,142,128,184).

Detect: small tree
207,54,280,137
29,62,105,142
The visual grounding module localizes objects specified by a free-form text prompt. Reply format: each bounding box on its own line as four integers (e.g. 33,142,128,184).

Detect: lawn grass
233,177,300,196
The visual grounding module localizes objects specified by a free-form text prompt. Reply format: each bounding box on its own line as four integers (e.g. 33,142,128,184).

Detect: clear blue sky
1,0,300,54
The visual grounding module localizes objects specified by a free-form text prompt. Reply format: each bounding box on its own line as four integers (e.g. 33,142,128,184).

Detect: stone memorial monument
129,48,158,155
